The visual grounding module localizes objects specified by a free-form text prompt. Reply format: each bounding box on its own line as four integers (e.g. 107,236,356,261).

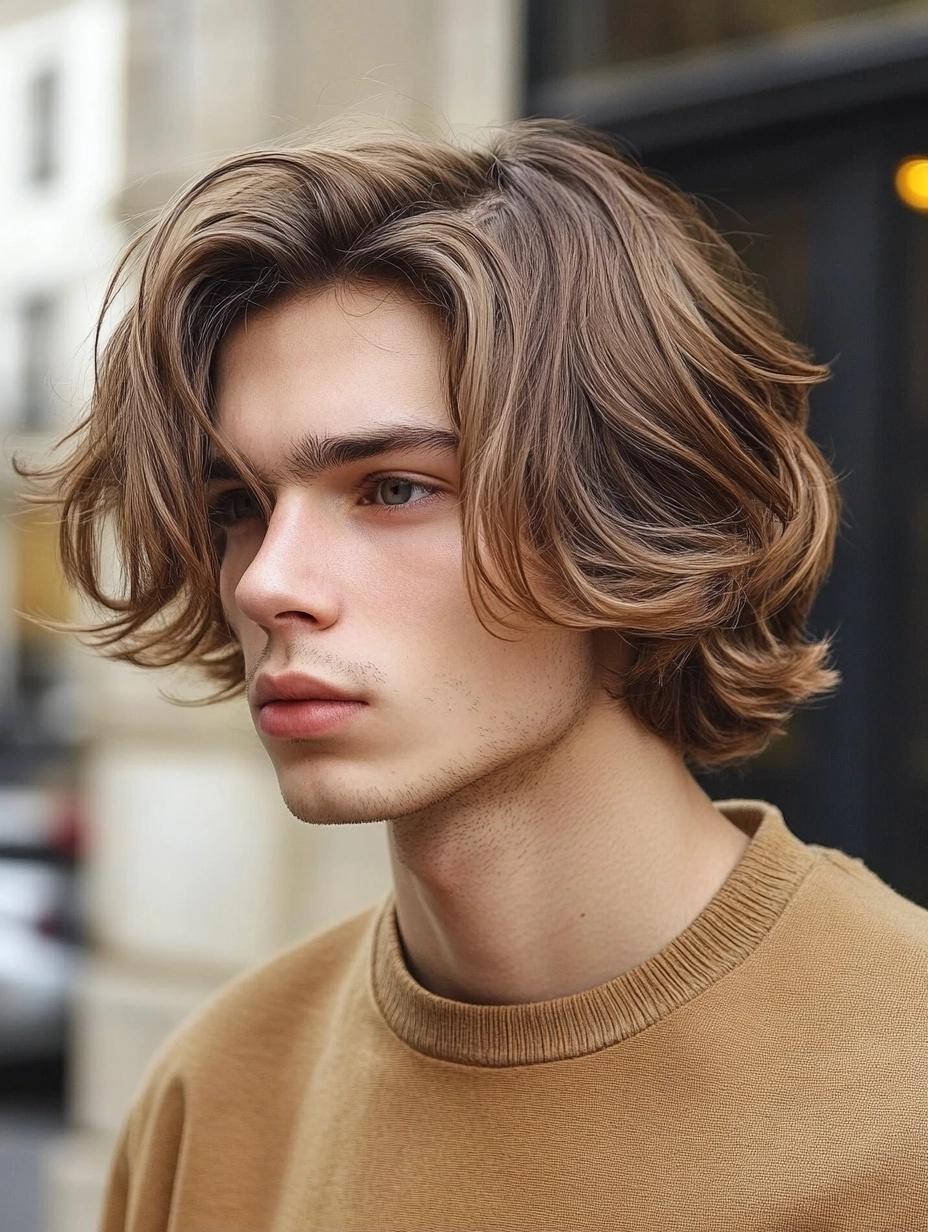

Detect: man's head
20,117,842,785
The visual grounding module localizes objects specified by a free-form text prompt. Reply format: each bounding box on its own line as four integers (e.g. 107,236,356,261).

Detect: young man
23,118,926,1229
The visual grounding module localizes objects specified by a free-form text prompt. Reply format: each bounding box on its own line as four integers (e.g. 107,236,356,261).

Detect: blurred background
1,1,926,1228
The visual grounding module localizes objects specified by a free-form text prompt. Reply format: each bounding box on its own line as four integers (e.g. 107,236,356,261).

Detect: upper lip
251,672,366,707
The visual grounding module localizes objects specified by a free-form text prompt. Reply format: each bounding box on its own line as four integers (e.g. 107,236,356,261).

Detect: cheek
366,520,464,609
401,551,587,705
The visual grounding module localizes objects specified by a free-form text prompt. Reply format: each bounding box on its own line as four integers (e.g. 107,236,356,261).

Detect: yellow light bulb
895,156,928,212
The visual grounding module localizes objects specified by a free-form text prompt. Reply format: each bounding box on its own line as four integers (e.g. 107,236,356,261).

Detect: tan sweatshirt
98,799,928,1231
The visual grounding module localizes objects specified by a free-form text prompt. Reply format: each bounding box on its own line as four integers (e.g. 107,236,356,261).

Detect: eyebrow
203,422,460,486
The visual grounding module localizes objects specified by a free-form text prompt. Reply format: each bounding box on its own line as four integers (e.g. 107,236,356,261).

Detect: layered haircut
14,116,844,771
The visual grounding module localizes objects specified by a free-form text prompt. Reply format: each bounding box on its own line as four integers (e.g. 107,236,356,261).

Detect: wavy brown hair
13,116,844,770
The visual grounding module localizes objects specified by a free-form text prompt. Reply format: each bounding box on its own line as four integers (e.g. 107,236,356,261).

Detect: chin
274,769,394,828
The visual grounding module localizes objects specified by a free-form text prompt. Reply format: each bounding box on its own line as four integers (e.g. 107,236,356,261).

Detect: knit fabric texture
98,799,928,1231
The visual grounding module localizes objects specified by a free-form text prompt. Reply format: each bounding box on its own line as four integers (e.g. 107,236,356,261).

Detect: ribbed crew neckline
369,798,818,1067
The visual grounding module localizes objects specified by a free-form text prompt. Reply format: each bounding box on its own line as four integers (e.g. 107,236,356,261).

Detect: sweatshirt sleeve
95,1040,189,1232
97,1114,131,1232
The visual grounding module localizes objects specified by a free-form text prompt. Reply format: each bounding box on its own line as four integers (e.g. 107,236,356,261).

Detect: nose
231,494,342,632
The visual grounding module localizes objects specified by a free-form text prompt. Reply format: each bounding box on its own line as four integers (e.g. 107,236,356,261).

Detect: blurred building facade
0,2,127,1225
0,0,125,777
1,1,926,1230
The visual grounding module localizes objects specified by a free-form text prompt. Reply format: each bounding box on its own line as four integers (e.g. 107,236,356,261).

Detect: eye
357,475,442,514
205,475,442,528
206,488,262,528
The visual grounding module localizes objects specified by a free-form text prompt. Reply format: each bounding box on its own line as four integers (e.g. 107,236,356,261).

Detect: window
19,294,56,432
26,65,59,186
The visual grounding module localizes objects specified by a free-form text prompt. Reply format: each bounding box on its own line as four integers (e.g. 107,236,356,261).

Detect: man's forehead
215,280,446,370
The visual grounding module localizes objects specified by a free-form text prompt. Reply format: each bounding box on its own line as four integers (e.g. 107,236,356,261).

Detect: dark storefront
526,2,928,906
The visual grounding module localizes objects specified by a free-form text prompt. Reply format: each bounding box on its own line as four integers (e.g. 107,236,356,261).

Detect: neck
385,697,751,1005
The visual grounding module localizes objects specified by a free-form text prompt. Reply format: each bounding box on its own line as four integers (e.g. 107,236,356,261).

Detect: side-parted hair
14,116,843,771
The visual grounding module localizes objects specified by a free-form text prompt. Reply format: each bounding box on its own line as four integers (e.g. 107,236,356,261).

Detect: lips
257,695,367,738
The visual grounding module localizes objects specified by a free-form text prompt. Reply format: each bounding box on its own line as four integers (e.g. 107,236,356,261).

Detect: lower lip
257,699,367,738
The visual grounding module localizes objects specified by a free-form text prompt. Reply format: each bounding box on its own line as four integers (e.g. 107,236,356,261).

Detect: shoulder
806,840,928,953
99,898,384,1226
788,842,928,1036
124,895,383,1118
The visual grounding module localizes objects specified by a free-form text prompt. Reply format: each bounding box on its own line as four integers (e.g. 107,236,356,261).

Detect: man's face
210,281,606,826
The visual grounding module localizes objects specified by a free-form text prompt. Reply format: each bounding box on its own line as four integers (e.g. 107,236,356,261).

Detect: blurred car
0,782,85,1064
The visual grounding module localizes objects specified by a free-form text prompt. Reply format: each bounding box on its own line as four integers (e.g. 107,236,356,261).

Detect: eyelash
206,474,443,528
